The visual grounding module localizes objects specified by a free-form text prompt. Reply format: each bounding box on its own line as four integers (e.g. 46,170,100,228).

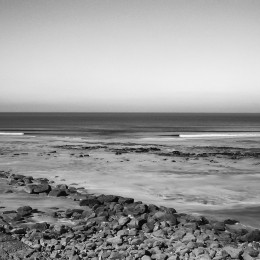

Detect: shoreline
1,171,260,259
1,134,260,229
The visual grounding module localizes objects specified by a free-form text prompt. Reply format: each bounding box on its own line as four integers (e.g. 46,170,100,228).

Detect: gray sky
1,0,260,112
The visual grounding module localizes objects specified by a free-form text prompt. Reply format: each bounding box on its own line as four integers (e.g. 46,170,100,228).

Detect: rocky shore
0,171,260,260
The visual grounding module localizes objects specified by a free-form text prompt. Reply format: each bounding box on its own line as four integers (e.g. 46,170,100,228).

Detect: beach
1,143,260,259
1,113,260,259
1,133,260,228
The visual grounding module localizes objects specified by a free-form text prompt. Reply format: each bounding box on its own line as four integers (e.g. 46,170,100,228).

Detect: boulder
97,194,119,203
223,245,243,259
48,189,67,197
24,183,50,194
240,229,260,242
56,184,68,190
17,206,33,217
30,222,49,231
226,223,248,236
79,198,101,207
118,197,134,204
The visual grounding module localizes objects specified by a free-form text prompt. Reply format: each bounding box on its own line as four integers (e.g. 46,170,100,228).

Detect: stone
223,245,243,259
79,198,101,207
242,252,255,260
56,184,68,190
244,247,259,257
134,204,148,215
226,223,248,236
118,216,130,226
196,254,211,260
49,189,68,197
212,221,225,231
182,233,196,243
118,197,134,204
17,206,33,216
97,194,119,203
106,236,123,245
24,183,50,194
30,222,49,231
127,218,143,229
141,256,152,260
168,255,180,260
241,229,260,242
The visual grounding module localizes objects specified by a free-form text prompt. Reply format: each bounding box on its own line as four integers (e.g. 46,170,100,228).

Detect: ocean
1,112,260,137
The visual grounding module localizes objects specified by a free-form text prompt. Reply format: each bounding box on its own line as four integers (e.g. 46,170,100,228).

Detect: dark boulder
134,203,148,215
153,211,177,225
240,229,260,242
17,206,33,217
118,197,134,204
79,198,101,207
226,223,249,236
97,194,119,203
56,184,68,190
212,221,226,231
24,183,51,194
48,189,68,197
30,222,49,231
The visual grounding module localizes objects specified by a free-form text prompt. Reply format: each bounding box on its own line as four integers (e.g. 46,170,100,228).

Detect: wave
179,133,260,138
0,132,24,136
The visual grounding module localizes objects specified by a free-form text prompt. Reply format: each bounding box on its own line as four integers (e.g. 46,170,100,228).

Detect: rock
24,183,50,194
30,222,49,231
17,206,33,216
240,229,260,242
141,256,152,260
97,194,119,203
182,233,196,243
212,221,225,231
242,252,255,260
56,184,68,190
226,223,249,236
118,216,130,226
109,252,124,259
153,253,168,260
224,219,239,225
196,254,211,260
148,204,159,213
134,204,148,215
244,247,259,257
11,227,27,234
153,211,177,225
79,198,101,207
118,197,134,204
223,245,243,259
106,236,123,245
168,256,180,260
153,229,165,238
127,218,144,229
48,189,68,197
142,222,154,233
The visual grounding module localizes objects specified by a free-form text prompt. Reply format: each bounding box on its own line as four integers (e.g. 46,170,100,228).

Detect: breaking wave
0,132,24,136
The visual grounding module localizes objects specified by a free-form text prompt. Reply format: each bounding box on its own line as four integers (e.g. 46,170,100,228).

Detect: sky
0,0,260,112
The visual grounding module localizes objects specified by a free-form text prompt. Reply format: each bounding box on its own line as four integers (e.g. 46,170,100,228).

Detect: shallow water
0,133,260,228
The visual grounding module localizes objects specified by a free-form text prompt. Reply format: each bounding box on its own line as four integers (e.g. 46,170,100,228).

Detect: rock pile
1,171,260,259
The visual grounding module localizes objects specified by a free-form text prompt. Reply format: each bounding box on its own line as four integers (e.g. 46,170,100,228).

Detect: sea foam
179,133,260,138
0,132,24,136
